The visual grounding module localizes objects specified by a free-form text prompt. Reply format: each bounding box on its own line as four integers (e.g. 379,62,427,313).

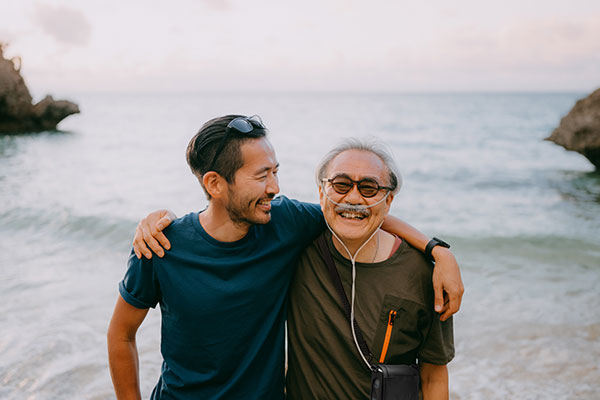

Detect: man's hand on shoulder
431,247,464,321
133,209,177,259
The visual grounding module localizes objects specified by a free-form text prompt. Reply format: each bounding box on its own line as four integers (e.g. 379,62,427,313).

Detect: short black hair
186,115,267,198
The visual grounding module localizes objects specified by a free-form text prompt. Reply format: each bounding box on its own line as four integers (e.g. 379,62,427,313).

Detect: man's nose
344,183,364,202
266,173,280,195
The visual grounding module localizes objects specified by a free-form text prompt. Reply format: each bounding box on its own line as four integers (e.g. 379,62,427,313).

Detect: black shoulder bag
315,235,419,400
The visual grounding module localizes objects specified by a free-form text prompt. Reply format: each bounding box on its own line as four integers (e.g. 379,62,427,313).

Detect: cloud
429,15,600,71
501,17,600,68
33,3,91,46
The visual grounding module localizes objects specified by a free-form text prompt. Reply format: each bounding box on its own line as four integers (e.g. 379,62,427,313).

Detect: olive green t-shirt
286,231,454,399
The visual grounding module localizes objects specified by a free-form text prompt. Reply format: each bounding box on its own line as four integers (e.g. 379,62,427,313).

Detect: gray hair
315,138,402,194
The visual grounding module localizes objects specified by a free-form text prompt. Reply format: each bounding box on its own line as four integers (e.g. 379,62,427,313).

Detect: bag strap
315,234,373,363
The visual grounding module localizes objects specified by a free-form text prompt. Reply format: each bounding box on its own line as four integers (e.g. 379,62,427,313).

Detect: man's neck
331,231,377,263
331,229,396,263
199,203,251,242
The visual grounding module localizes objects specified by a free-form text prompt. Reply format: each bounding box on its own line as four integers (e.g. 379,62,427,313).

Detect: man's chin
258,212,272,224
329,215,374,238
249,210,272,225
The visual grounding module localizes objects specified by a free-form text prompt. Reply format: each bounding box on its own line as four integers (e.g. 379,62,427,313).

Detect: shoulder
271,195,321,217
385,242,435,304
165,212,197,230
162,212,201,242
299,231,327,260
393,242,433,277
292,232,329,285
270,196,323,229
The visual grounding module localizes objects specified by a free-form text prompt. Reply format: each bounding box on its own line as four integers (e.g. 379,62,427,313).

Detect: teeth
339,212,366,220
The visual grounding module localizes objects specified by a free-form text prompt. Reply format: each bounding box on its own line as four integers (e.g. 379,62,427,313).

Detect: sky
1,0,599,96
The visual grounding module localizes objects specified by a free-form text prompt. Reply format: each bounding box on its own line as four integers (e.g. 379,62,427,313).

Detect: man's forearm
107,336,142,400
381,215,430,252
382,215,457,263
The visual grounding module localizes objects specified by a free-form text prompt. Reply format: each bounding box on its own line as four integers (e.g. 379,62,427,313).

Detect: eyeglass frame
207,115,266,173
321,174,394,198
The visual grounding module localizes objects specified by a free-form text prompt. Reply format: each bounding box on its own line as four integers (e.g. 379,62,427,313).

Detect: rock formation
0,43,79,134
546,88,600,170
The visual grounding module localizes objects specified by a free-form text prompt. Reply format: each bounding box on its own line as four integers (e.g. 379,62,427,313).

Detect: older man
286,139,454,399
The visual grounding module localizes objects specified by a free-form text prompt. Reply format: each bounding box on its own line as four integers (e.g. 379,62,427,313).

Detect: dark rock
0,43,79,134
546,89,600,169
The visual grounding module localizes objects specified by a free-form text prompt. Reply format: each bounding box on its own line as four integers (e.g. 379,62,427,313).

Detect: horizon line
42,88,594,98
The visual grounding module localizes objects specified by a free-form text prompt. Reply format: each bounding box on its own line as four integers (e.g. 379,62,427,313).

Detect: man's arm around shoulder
107,295,150,400
381,215,464,321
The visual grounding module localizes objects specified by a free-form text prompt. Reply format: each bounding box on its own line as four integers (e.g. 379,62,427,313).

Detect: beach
0,92,599,399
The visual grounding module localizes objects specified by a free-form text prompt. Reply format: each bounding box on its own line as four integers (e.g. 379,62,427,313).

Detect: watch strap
425,237,450,262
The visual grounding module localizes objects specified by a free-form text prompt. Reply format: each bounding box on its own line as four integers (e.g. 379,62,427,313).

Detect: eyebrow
332,172,380,182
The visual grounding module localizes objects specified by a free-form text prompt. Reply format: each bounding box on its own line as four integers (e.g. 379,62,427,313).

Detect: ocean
0,92,598,399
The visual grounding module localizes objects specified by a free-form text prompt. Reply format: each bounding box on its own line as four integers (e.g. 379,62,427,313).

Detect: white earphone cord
323,217,384,370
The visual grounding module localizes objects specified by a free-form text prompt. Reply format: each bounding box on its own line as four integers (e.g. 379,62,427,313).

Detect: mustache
334,203,371,216
259,194,275,201
255,194,276,205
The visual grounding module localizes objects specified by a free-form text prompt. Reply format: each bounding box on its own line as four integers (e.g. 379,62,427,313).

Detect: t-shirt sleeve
118,250,162,309
418,315,455,365
278,196,325,243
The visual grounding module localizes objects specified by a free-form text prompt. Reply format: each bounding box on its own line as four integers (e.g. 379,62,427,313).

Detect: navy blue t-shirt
119,196,324,399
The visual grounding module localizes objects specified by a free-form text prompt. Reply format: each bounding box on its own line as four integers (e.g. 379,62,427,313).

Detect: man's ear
318,184,326,208
202,171,226,199
384,192,394,212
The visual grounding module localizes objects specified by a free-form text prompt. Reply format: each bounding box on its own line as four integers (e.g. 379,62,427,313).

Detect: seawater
0,93,598,399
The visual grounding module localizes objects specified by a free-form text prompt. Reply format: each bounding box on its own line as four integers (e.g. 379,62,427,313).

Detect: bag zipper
378,309,397,363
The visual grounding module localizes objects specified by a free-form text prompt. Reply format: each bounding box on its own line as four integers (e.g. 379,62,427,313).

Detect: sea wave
0,206,137,250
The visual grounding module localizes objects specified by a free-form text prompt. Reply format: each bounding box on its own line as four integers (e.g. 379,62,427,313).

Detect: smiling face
319,149,394,246
224,137,280,226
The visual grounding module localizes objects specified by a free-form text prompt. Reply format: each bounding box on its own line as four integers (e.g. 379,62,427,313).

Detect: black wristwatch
425,237,451,262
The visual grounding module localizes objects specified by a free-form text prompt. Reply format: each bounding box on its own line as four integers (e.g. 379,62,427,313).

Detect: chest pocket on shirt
371,294,432,365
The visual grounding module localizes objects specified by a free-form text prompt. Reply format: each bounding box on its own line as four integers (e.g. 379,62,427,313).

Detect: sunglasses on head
207,115,266,172
322,175,393,198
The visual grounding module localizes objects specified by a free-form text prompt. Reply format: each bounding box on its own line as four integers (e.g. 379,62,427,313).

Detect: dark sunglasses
207,115,266,172
323,175,393,198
